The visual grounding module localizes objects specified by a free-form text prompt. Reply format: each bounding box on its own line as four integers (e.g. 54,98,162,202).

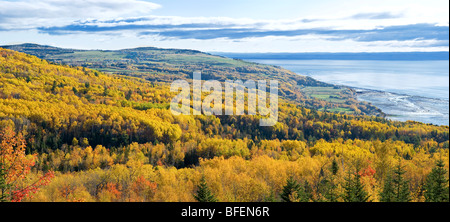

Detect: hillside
2,43,382,116
0,47,448,202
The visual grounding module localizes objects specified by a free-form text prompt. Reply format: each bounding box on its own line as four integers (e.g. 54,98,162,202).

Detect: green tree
331,159,339,176
280,176,300,202
194,176,218,202
319,159,340,202
342,169,370,202
424,159,449,202
51,80,57,93
297,180,313,202
319,179,339,202
280,177,313,202
263,190,277,202
125,89,133,100
379,159,411,202
103,86,110,96
0,163,10,202
379,173,395,202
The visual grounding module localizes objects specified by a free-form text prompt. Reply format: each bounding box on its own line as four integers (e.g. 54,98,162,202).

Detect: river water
249,59,449,126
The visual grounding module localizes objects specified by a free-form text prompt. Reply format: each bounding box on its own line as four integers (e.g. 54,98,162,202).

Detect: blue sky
0,0,448,52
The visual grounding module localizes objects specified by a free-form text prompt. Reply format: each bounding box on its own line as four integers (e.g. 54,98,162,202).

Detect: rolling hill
1,43,382,116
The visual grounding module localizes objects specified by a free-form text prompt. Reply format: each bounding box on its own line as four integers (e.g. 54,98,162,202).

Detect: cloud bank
0,0,448,52
0,0,161,29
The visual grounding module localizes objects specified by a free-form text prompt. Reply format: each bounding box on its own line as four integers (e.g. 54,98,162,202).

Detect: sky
0,0,448,52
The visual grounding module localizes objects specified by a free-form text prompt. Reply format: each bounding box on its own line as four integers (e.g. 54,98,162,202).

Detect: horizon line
1,42,449,61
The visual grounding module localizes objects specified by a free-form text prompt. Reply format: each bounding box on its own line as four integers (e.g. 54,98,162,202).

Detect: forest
0,47,448,202
2,43,383,116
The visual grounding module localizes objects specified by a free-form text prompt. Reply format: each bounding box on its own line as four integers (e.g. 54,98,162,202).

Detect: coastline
235,58,449,127
349,86,449,126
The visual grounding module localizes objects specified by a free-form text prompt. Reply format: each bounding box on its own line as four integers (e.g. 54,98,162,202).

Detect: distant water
249,59,449,126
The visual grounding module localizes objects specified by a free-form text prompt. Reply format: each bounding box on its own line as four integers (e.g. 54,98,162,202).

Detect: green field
319,107,354,114
51,51,126,62
302,86,348,103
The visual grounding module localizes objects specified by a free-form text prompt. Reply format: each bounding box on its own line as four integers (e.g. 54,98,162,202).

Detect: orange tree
0,126,54,202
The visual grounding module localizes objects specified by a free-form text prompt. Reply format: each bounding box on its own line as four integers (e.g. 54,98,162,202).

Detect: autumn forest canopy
0,46,448,202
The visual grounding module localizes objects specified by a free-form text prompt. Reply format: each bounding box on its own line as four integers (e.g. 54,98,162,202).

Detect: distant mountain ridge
5,44,447,61
1,43,78,57
1,43,206,57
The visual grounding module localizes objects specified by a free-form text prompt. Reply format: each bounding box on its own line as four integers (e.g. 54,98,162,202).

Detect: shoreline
237,58,449,127
347,85,449,126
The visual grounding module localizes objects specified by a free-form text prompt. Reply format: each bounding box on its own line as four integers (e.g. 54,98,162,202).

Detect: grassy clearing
302,86,347,104
50,51,126,62
319,107,354,114
162,53,251,67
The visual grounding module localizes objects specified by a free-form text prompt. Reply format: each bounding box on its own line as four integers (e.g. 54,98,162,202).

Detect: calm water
249,59,449,126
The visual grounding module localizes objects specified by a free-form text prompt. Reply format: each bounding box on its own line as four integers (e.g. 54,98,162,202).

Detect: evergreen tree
392,160,411,202
280,176,300,202
379,173,395,202
317,159,339,202
194,175,218,202
125,89,133,100
319,178,339,202
51,80,57,93
103,86,109,96
0,163,10,202
379,160,411,202
342,169,370,202
263,190,277,202
331,159,339,176
424,159,449,202
297,180,313,202
320,160,340,202
352,172,370,202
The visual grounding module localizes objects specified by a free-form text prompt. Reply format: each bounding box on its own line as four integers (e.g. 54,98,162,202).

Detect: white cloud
0,0,448,52
0,0,161,29
1,26,448,53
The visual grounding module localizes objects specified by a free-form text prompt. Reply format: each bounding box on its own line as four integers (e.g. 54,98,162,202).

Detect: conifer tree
424,159,449,202
380,159,411,202
281,177,314,202
0,163,10,202
331,159,339,176
194,175,218,202
379,173,395,202
280,176,301,202
51,80,57,93
316,159,340,202
320,159,340,202
393,160,411,202
342,169,370,202
319,179,339,202
297,180,313,202
264,190,277,202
